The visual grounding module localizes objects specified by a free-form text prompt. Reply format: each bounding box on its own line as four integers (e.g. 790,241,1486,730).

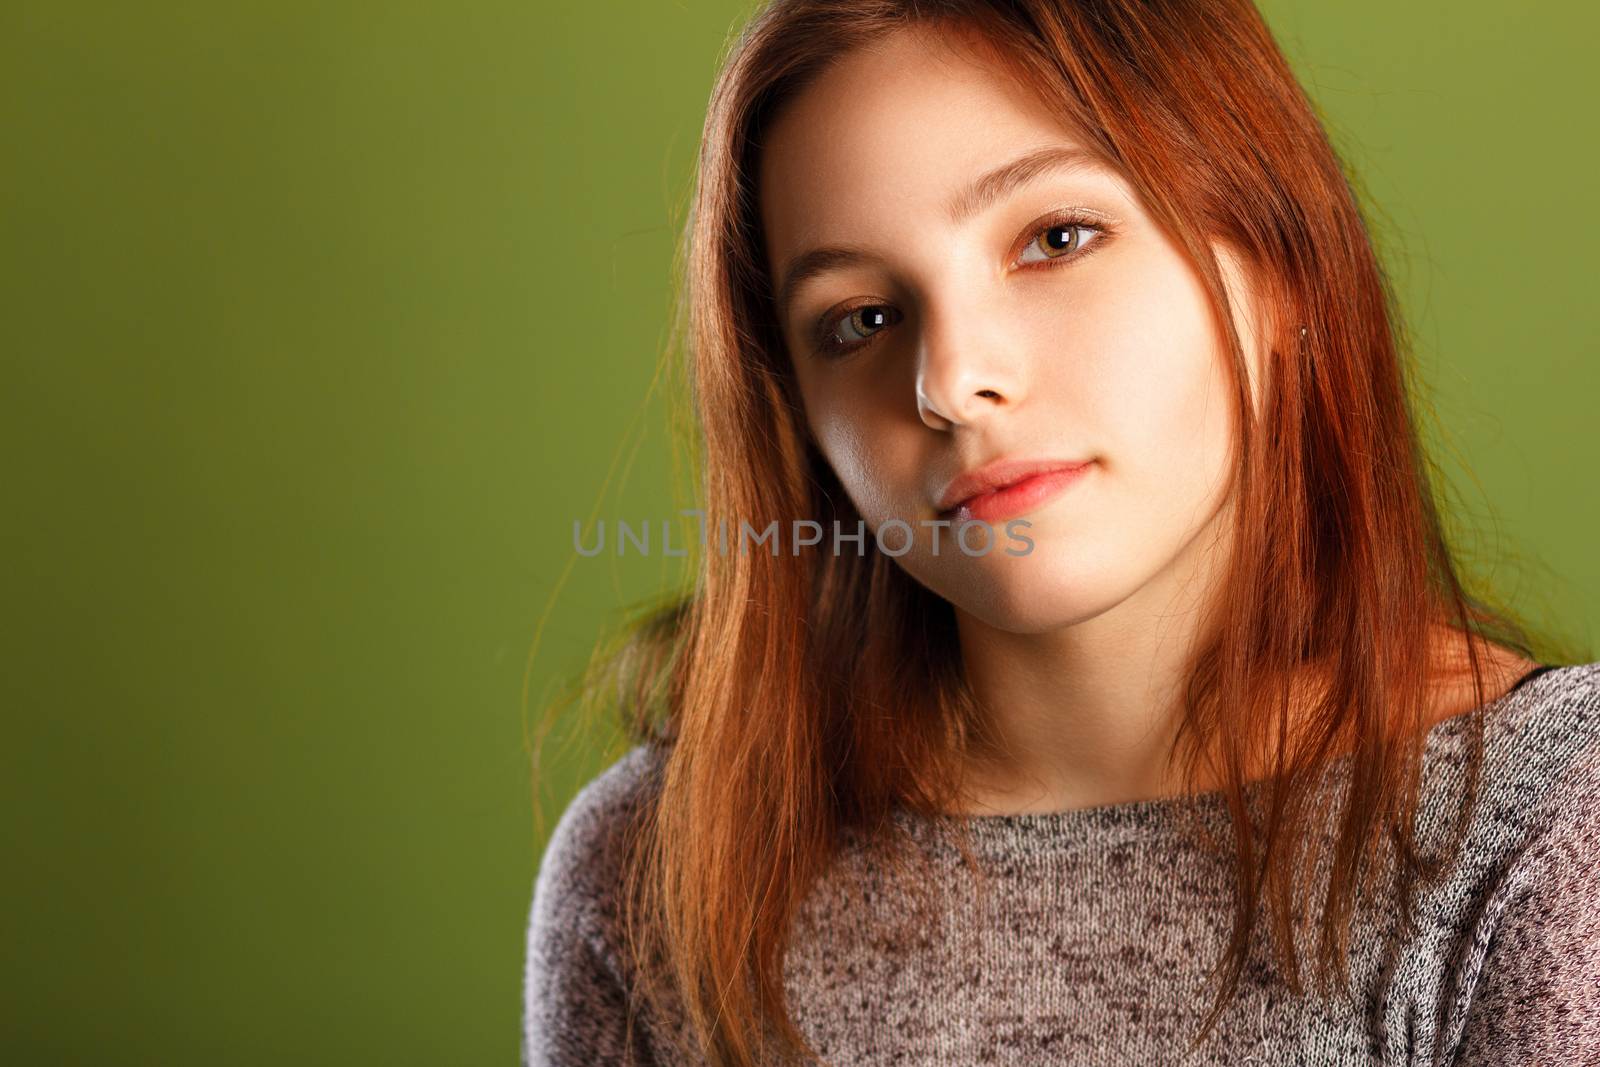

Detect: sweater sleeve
522,749,660,1066
1451,750,1600,1066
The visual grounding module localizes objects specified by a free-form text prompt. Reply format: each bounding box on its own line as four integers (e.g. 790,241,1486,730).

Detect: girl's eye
809,217,1106,358
1017,221,1102,266
819,303,901,353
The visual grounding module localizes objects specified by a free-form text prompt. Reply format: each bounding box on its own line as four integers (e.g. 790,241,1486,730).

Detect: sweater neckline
888,663,1566,855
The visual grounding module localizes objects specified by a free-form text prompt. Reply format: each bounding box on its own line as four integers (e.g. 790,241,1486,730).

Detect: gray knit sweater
523,662,1600,1065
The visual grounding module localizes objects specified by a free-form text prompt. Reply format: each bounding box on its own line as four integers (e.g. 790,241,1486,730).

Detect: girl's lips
941,462,1094,524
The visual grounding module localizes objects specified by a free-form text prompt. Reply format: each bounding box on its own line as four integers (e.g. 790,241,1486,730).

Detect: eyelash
809,211,1112,359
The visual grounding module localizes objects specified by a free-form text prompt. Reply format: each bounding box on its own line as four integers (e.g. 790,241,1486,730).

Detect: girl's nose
913,299,1026,430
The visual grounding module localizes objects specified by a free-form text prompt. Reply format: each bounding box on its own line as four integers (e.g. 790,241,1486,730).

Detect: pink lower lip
945,463,1094,524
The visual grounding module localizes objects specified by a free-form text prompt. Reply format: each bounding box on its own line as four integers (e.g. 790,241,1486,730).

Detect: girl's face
758,25,1267,635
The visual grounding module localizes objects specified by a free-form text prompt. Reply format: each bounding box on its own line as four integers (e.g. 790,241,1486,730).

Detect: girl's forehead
760,27,1062,170
756,35,1120,246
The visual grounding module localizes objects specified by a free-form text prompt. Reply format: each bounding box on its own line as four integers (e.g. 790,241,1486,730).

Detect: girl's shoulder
1455,659,1600,801
1404,659,1600,927
1423,661,1600,1057
523,744,671,1064
530,743,665,930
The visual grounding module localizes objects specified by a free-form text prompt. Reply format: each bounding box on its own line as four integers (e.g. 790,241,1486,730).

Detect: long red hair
534,1,1584,1063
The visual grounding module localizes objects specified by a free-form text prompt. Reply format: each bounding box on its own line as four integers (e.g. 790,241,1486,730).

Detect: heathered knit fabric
523,662,1600,1065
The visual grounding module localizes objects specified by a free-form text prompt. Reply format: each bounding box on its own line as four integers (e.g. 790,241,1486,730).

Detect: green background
4,1,1594,1061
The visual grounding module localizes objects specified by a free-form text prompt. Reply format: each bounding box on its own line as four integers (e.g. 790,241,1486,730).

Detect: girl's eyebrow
775,245,880,325
943,143,1100,226
773,143,1102,323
